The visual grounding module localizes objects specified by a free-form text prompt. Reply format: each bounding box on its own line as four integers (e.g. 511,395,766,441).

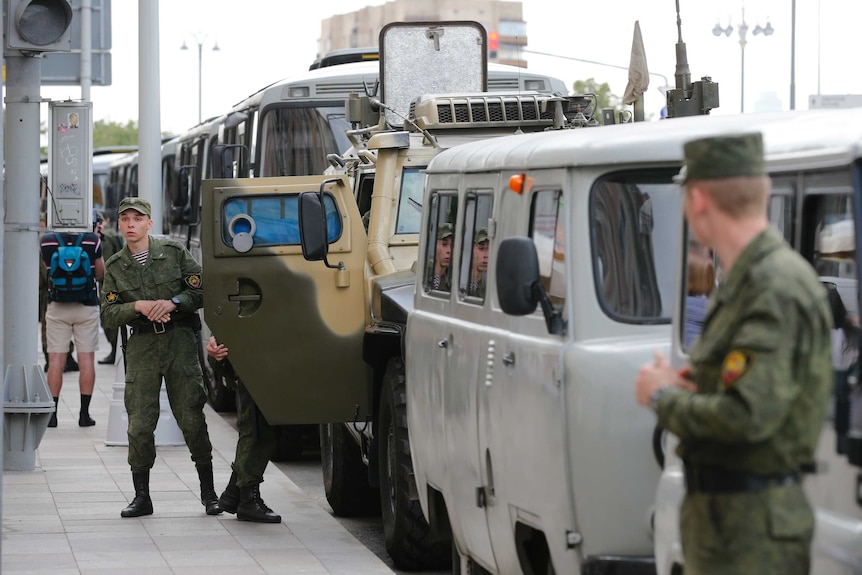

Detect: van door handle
502,352,515,366
228,294,261,302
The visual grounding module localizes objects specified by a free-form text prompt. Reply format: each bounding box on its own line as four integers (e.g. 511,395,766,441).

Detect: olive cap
474,227,489,244
118,196,152,217
674,132,766,184
437,222,453,240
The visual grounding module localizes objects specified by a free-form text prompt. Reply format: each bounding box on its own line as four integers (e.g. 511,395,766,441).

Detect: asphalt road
217,414,449,575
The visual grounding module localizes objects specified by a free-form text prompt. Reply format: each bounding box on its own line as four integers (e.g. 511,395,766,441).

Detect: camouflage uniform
234,380,277,486
100,234,213,472
655,134,833,575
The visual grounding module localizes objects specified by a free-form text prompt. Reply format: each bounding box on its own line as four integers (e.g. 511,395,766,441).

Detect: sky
37,0,862,135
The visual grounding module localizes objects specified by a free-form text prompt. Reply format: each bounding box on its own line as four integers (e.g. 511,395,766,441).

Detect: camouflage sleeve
657,289,799,443
99,262,139,330
175,246,203,312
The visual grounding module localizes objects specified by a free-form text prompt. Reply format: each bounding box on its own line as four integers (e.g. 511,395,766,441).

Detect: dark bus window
259,105,351,177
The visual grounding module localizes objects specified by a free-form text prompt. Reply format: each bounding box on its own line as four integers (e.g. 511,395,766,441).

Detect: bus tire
321,423,380,517
378,357,450,570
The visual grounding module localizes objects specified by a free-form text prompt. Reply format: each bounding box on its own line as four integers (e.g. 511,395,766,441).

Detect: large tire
378,358,451,571
321,423,380,517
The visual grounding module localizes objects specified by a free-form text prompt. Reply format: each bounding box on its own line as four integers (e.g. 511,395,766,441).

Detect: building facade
319,0,528,68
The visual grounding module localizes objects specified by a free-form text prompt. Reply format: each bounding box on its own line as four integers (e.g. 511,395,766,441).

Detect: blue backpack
48,233,94,303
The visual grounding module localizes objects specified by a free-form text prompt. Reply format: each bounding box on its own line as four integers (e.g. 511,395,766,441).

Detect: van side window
423,192,457,295
591,172,680,322
529,190,566,309
458,193,493,302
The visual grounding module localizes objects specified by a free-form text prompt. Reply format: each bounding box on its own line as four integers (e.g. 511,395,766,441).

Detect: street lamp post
713,7,773,113
181,33,220,124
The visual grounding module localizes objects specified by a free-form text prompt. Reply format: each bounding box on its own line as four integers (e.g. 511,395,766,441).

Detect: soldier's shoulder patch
185,274,202,289
104,291,119,304
721,350,752,388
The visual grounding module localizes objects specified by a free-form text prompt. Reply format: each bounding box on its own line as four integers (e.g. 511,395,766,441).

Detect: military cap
674,132,766,184
437,222,453,240
118,196,152,217
474,227,489,244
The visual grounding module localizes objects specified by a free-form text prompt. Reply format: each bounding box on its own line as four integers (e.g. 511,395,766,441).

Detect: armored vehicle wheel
321,422,380,516
378,358,451,570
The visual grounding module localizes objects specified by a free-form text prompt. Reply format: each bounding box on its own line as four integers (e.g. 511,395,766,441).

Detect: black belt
130,318,195,335
683,464,799,494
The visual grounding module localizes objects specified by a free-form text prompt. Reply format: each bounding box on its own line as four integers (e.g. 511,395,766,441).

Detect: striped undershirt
132,250,148,265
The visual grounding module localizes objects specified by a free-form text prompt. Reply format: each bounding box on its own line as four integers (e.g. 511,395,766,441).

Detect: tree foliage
572,78,623,125
94,119,139,147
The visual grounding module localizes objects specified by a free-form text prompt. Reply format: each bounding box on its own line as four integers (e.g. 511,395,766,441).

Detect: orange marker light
508,173,534,195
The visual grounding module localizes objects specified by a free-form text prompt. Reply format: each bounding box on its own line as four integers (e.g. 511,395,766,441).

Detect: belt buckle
154,322,166,334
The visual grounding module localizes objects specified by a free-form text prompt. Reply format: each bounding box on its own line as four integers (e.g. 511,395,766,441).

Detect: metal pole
0,0,6,552
792,0,799,107
197,41,202,124
139,1,162,231
81,0,92,102
740,41,746,113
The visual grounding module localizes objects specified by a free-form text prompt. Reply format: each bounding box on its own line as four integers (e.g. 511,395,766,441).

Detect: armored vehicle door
200,176,368,424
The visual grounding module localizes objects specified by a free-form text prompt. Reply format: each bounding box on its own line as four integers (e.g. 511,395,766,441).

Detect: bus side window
529,189,566,310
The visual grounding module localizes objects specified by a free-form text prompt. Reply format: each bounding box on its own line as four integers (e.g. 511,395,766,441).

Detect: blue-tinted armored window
222,193,341,248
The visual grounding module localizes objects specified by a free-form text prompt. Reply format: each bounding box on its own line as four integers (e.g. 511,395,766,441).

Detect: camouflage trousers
233,379,277,487
680,484,814,575
124,326,213,471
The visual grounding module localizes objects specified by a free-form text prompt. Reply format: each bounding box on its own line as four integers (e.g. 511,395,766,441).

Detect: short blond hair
697,175,771,218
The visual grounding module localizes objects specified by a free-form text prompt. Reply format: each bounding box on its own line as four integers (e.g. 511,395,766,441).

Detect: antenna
674,0,692,92
664,0,720,118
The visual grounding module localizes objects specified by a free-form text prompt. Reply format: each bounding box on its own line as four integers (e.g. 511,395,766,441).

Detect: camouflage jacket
657,227,833,476
100,235,203,330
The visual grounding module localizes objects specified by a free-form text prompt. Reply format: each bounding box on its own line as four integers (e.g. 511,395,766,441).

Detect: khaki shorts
45,302,100,353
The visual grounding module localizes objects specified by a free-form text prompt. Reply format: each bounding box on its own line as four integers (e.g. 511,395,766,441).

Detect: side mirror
298,192,328,262
496,238,540,315
496,237,566,335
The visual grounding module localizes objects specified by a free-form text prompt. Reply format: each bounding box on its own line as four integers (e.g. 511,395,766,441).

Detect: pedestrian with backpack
40,226,105,428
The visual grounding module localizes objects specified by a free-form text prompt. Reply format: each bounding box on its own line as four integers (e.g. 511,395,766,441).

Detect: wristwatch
171,296,181,307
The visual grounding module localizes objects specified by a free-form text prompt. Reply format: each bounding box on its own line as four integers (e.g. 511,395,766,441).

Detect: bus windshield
260,105,352,177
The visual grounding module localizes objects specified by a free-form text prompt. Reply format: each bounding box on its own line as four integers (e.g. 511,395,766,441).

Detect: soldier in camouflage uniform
100,197,221,518
206,337,281,523
635,133,833,575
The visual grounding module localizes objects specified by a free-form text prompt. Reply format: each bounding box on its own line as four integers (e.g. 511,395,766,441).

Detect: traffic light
5,0,73,52
489,30,498,59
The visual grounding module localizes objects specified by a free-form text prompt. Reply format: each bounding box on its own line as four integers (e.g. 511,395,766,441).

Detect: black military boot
217,471,239,514
237,484,281,523
196,463,222,515
121,470,153,518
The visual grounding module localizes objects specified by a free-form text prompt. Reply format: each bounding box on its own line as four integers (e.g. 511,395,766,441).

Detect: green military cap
437,222,453,240
474,227,489,244
674,132,766,184
118,196,152,217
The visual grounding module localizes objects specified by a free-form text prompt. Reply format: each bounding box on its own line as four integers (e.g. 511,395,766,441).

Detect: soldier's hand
145,300,173,323
206,336,229,361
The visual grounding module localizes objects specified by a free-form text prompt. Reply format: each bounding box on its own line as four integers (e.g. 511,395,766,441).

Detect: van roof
425,109,862,175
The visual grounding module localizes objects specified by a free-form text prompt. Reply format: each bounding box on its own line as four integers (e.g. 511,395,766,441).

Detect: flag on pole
623,21,650,105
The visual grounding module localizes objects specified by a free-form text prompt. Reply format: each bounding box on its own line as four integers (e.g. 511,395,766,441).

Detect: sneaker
48,412,57,428
79,414,95,427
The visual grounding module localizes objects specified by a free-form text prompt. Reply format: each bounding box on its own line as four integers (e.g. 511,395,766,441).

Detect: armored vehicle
655,108,862,575
199,21,582,569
